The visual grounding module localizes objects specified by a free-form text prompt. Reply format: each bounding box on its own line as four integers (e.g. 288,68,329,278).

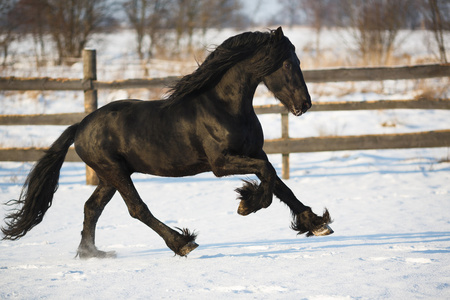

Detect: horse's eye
284,62,292,69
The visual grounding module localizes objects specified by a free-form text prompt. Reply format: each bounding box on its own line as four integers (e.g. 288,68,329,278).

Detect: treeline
279,0,449,64
0,0,448,66
0,0,244,64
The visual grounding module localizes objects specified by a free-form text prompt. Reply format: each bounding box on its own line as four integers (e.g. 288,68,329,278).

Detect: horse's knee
127,205,142,219
260,161,277,183
84,199,95,213
83,198,104,222
83,185,115,219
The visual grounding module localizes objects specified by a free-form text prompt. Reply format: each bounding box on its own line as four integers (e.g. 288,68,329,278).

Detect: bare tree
147,0,173,58
299,0,336,57
7,0,116,65
279,0,302,28
13,0,49,65
124,0,173,60
173,0,242,53
174,0,200,53
423,0,448,63
341,0,413,65
43,0,114,64
0,0,18,65
124,0,148,61
202,0,243,30
124,0,242,60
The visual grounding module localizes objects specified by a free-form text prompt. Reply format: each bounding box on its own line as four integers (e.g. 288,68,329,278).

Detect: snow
1,27,450,299
1,149,449,299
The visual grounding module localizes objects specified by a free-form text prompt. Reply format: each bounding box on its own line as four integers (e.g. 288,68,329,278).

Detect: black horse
2,27,332,258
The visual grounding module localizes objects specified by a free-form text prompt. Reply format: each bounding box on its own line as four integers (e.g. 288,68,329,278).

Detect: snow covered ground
1,27,449,299
1,148,449,299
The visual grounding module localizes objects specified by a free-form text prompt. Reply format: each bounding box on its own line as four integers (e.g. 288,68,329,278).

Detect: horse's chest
227,119,264,155
199,108,264,156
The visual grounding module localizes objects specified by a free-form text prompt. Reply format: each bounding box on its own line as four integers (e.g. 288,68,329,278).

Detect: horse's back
74,99,211,177
74,100,161,171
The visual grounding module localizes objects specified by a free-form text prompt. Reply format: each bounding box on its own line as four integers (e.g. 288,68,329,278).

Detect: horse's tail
2,123,79,240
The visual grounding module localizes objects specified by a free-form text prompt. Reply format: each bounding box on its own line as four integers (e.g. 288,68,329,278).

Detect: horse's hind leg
77,182,117,259
111,174,198,257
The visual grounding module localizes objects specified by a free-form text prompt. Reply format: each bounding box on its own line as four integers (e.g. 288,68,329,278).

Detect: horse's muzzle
292,101,312,116
292,109,303,116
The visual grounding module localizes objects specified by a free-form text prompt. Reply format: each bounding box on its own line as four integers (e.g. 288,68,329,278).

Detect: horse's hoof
312,224,334,236
237,200,252,216
178,241,199,257
77,249,117,259
100,250,117,258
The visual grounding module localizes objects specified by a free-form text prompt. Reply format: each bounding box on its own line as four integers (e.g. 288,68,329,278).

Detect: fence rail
2,129,449,163
264,130,450,154
2,64,449,91
1,50,449,183
1,98,449,126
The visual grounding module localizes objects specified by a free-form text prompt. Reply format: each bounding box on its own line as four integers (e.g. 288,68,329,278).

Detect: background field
1,26,449,299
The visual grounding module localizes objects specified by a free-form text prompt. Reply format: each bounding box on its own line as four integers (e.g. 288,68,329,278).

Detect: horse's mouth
291,102,312,116
293,109,303,116
292,107,305,116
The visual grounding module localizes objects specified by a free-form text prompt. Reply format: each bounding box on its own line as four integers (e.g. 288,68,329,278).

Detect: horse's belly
125,147,211,177
135,161,211,177
152,163,211,177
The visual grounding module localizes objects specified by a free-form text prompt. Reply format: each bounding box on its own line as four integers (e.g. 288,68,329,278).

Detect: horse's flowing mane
164,29,293,106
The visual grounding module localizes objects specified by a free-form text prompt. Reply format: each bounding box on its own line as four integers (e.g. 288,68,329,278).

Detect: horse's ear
273,27,284,40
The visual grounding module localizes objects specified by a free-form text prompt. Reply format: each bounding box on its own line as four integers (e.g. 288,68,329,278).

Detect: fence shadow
196,231,450,259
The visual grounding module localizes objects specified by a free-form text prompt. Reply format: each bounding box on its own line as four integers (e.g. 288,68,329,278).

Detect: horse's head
263,27,311,116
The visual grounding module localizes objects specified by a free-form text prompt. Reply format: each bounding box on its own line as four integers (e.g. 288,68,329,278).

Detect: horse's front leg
274,177,334,237
209,154,277,215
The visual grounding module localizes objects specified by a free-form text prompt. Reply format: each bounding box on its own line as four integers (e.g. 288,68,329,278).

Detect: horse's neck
213,64,260,114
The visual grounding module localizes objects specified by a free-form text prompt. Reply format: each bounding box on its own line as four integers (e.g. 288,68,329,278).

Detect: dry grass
413,78,450,100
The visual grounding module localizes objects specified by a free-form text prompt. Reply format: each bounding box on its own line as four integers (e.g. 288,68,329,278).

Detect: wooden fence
1,49,449,184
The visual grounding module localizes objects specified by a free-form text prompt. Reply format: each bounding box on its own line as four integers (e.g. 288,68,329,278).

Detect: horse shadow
123,231,450,259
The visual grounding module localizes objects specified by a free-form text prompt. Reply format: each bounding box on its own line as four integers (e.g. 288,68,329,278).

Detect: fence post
82,49,99,185
281,112,290,179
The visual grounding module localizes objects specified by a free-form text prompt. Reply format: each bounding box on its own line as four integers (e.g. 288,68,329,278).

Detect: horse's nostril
302,102,311,113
